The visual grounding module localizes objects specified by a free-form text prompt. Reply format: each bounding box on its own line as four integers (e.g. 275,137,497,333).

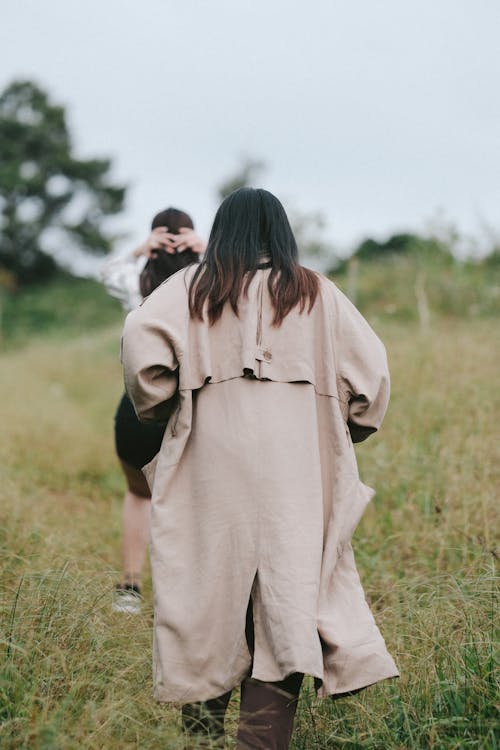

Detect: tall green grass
0,309,498,747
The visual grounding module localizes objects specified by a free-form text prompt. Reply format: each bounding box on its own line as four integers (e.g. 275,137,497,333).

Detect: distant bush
480,248,500,267
0,273,123,347
329,234,500,322
339,233,453,271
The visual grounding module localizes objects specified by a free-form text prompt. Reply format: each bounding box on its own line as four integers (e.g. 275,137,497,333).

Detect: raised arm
330,283,390,443
101,228,178,311
101,250,144,311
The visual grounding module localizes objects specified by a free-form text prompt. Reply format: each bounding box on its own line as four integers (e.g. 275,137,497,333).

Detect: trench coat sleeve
121,308,179,424
331,283,390,442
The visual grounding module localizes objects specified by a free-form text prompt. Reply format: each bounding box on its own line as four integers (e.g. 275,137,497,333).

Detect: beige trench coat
121,265,400,703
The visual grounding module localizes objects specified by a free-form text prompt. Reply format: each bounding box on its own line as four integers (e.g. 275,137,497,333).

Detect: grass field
1,313,498,749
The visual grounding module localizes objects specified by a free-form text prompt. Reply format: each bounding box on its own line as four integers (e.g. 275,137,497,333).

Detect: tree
287,207,335,270
216,157,335,269
216,156,266,201
0,80,126,285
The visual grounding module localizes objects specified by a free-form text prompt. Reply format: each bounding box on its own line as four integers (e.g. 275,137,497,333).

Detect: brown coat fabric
121,265,400,702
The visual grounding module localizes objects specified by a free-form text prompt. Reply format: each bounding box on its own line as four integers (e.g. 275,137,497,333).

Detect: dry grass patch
1,320,498,749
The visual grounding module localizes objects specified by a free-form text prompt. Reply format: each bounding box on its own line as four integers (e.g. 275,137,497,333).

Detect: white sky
1,0,500,268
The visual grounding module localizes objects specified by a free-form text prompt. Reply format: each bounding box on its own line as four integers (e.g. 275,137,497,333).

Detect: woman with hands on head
101,207,205,614
103,220,206,312
137,224,207,261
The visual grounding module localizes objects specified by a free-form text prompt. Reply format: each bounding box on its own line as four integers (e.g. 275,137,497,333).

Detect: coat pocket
338,481,375,557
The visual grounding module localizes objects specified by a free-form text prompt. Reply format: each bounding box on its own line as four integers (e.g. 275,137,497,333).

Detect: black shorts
114,393,166,470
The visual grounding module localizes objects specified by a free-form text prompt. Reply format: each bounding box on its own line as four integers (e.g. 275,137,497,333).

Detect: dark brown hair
188,188,319,326
139,207,198,298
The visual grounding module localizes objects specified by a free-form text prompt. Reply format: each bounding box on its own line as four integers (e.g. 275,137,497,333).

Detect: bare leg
120,460,151,588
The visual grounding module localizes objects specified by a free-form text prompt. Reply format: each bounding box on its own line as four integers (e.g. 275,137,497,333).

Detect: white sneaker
112,584,142,614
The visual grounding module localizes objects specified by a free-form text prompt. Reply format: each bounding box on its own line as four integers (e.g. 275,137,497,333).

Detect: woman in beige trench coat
121,188,400,749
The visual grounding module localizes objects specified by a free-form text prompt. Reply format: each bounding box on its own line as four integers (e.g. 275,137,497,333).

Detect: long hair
139,207,198,298
188,188,319,326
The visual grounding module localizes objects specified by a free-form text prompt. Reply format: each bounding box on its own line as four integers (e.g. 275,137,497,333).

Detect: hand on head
134,227,206,258
171,227,207,254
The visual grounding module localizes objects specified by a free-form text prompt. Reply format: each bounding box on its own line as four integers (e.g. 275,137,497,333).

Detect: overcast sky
2,0,499,268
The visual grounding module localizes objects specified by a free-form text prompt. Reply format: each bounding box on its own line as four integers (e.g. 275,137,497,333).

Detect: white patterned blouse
101,250,147,311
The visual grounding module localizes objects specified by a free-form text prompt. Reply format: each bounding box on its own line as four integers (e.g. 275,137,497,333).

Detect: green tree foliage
216,157,335,266
288,207,335,267
0,80,126,285
334,232,454,274
216,157,266,201
217,156,266,201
